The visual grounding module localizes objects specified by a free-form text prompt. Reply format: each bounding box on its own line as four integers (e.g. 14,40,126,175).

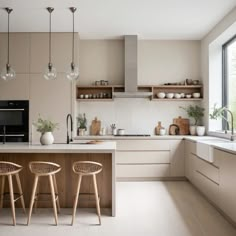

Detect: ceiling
0,0,236,39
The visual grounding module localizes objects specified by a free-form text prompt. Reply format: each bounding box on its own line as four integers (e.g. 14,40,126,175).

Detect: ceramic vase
79,128,86,136
189,125,197,135
40,132,54,145
196,126,205,136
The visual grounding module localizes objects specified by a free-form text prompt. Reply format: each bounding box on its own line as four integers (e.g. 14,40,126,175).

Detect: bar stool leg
27,176,39,225
0,176,5,209
34,179,40,213
15,173,26,214
53,174,60,213
71,174,82,225
92,174,101,225
49,175,58,226
8,174,16,226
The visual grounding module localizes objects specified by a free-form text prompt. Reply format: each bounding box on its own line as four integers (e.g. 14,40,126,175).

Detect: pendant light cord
72,10,75,65
49,10,52,64
7,11,10,65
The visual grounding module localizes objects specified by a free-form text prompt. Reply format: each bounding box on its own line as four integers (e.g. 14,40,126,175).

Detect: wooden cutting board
91,117,101,135
173,116,190,135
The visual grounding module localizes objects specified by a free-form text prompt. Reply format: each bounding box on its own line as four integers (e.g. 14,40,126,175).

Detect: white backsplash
77,99,199,135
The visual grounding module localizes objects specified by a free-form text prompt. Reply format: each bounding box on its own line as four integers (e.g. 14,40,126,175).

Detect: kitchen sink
196,139,230,163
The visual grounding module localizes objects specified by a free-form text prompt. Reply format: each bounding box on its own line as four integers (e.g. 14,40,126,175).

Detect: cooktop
114,134,151,137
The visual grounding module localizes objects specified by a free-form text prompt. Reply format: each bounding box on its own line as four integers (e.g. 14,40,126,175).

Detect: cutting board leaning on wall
173,116,190,135
90,117,101,135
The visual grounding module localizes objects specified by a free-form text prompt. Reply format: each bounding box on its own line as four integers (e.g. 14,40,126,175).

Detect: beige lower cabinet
184,140,196,181
116,139,184,179
185,140,220,205
185,141,236,224
215,149,236,223
192,154,219,205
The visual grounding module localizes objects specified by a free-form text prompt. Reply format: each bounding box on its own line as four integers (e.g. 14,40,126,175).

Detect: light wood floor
0,181,236,236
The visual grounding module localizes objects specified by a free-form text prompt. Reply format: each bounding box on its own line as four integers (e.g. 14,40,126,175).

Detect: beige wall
78,39,201,134
0,32,79,143
201,7,236,131
79,39,201,86
79,40,124,85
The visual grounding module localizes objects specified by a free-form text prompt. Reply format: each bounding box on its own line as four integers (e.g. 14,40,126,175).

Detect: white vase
40,132,54,145
79,128,86,136
196,126,205,136
189,126,197,135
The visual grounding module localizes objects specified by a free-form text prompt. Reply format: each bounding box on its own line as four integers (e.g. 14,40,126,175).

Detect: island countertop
0,141,116,153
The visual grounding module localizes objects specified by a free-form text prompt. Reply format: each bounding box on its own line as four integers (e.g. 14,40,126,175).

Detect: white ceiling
0,0,236,39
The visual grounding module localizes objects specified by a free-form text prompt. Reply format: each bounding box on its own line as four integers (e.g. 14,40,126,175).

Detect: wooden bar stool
27,161,61,226
71,161,103,225
0,161,26,226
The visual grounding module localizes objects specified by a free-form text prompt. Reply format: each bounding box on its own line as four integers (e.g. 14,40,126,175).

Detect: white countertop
75,135,187,140
0,141,116,153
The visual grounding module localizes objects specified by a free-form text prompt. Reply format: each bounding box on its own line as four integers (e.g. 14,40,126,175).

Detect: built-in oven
0,100,29,142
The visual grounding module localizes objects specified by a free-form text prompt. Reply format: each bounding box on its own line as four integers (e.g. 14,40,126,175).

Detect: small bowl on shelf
192,92,201,98
185,94,192,99
174,93,181,99
79,94,84,99
166,93,174,99
157,92,166,99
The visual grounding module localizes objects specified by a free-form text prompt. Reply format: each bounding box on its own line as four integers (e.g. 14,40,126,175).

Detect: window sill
208,131,236,141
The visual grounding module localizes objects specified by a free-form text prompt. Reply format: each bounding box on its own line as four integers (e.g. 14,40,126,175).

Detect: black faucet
3,126,6,144
66,114,73,144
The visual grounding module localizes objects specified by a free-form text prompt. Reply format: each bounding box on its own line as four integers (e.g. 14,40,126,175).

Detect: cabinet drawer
194,170,219,205
117,140,170,151
117,164,170,178
193,155,219,184
116,151,170,164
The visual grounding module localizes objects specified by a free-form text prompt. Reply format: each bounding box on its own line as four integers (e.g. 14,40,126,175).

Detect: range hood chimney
113,35,152,98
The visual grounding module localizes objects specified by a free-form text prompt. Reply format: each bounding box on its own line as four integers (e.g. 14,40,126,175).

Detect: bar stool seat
0,161,26,226
27,161,61,226
71,161,103,225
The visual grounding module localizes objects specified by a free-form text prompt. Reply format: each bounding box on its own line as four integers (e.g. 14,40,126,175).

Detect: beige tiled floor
0,181,236,236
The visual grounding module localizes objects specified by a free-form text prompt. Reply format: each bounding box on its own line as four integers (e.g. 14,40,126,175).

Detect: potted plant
210,104,234,134
180,105,205,135
33,116,59,145
77,113,87,136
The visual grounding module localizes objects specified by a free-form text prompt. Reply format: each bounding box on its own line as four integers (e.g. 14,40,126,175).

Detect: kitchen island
0,142,116,216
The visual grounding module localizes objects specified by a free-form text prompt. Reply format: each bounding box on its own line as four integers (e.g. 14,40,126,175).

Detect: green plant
209,104,234,131
180,105,205,125
209,104,228,121
77,113,87,130
33,116,59,133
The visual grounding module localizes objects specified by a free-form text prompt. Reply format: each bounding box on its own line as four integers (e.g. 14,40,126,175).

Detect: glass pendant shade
66,63,79,81
44,63,57,80
67,7,79,81
44,7,56,80
1,8,16,81
0,64,16,81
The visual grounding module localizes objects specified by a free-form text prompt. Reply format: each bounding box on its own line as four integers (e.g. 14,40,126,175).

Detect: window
222,35,236,130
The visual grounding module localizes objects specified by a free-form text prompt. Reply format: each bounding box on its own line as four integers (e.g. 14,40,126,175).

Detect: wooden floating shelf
152,98,203,101
76,84,203,101
77,99,113,102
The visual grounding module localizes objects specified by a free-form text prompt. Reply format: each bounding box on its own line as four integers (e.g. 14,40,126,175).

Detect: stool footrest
35,193,59,202
0,192,23,202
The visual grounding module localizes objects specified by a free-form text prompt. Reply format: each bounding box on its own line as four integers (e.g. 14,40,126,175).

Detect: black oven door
0,101,29,142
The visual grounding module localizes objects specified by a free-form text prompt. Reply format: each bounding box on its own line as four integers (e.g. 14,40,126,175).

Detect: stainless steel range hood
113,35,152,98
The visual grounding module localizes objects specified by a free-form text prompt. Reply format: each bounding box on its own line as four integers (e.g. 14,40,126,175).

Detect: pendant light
0,8,16,81
66,7,79,81
44,7,57,80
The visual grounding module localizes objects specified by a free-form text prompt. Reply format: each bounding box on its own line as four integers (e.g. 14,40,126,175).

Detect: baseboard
116,176,187,182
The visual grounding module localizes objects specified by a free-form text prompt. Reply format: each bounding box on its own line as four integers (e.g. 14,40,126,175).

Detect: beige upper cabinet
30,33,79,74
